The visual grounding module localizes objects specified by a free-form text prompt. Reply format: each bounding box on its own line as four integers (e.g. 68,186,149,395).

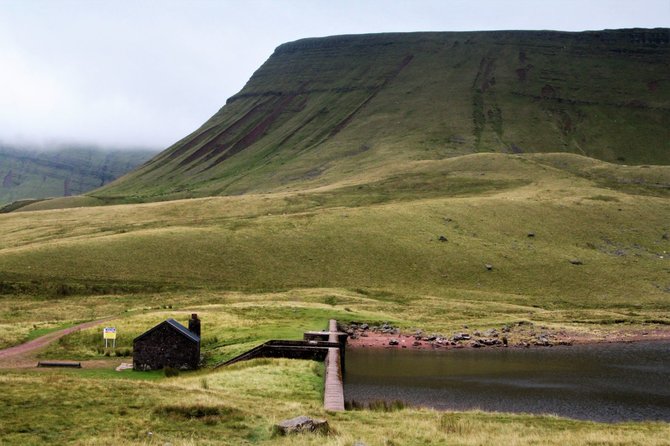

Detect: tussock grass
3,360,669,445
345,399,407,412
0,152,668,443
154,403,244,424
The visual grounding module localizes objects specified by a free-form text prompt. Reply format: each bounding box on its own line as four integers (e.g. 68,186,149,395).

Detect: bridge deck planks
323,319,345,411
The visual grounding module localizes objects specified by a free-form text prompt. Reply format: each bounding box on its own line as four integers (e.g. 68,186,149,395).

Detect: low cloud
1,0,668,149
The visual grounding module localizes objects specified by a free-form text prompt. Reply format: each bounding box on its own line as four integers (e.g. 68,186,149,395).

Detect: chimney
188,313,201,338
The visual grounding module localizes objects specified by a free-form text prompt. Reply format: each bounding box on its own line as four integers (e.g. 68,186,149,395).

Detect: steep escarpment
0,145,155,206
96,29,670,201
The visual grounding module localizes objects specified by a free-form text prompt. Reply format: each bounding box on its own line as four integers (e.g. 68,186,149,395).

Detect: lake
343,341,670,422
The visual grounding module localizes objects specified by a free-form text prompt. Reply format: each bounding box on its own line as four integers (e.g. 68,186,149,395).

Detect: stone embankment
345,321,579,350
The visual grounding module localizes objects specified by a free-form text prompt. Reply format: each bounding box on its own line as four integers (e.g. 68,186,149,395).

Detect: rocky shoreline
344,321,670,350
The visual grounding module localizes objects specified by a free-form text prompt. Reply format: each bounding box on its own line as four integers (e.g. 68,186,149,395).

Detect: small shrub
114,348,131,357
588,195,619,202
200,378,209,389
203,336,219,346
324,296,337,306
164,367,179,377
345,399,365,410
311,361,324,378
154,404,242,425
368,399,406,412
345,399,406,411
439,413,474,435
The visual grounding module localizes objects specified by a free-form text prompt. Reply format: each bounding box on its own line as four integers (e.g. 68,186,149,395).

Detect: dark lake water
343,341,670,422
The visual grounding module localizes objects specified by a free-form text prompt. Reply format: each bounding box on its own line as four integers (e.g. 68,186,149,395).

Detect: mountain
0,144,156,208
1,30,669,445
94,29,670,202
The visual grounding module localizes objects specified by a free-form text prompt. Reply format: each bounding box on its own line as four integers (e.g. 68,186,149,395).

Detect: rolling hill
0,144,155,208
94,28,670,202
1,29,670,445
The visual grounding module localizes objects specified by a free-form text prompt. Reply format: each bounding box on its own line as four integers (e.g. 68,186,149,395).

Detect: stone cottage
133,314,201,371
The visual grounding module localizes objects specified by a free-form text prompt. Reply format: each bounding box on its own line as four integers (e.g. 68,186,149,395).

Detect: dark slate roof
133,318,200,343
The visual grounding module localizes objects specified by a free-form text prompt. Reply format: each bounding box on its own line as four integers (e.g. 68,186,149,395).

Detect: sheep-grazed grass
0,152,668,444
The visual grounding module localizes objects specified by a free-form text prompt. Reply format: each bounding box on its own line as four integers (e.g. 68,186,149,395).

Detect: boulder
389,338,400,346
452,333,471,341
438,235,448,242
535,336,553,346
569,258,583,265
274,416,329,436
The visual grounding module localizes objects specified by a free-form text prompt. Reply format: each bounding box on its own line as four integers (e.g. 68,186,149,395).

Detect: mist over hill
94,28,670,202
0,143,156,207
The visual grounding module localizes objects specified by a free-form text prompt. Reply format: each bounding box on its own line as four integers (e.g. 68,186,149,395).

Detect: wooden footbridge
214,319,346,411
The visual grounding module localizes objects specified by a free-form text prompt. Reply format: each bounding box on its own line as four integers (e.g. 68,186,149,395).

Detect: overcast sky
1,0,668,149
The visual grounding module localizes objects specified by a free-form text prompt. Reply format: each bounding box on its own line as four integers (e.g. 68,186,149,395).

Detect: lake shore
345,323,670,350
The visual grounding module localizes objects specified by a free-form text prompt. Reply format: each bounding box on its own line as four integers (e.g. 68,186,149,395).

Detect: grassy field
2,358,670,445
0,152,669,444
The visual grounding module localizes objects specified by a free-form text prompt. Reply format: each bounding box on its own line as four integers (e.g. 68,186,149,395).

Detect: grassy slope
1,153,669,444
1,153,669,352
95,29,670,202
4,360,670,446
0,145,155,207
3,154,668,302
2,29,670,446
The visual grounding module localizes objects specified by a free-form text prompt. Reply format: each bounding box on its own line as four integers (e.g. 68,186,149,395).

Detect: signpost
103,327,117,348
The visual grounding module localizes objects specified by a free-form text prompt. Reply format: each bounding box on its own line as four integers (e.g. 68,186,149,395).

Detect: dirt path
0,317,114,368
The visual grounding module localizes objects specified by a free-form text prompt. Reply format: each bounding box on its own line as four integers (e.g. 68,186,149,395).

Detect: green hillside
1,151,669,444
1,29,670,446
95,29,670,202
0,144,155,207
3,152,668,313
